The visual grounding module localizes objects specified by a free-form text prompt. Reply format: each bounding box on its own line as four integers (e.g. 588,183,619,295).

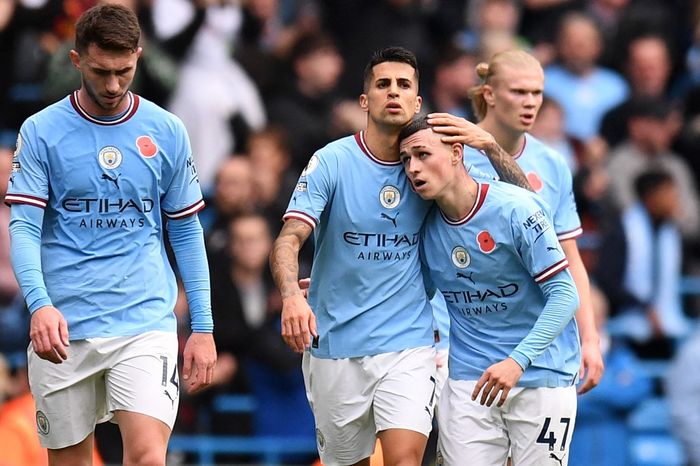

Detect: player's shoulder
487,180,546,213
23,96,73,127
312,133,364,165
134,94,185,129
524,134,570,170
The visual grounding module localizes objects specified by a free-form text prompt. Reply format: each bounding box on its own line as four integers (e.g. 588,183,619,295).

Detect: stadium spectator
435,49,604,394
5,5,215,465
211,213,314,445
202,156,256,254
569,285,653,466
544,12,629,142
423,46,479,122
606,96,700,240
603,170,688,358
164,0,267,194
398,115,579,466
530,96,579,172
266,32,357,174
599,33,676,147
247,126,302,233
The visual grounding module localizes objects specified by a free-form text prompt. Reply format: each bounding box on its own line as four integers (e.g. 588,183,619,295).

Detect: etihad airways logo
343,231,418,247
62,197,154,214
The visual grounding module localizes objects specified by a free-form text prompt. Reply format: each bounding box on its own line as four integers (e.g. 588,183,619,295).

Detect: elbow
566,282,580,319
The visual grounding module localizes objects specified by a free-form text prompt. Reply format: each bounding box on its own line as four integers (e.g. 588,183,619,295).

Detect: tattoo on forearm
270,219,312,299
484,145,533,192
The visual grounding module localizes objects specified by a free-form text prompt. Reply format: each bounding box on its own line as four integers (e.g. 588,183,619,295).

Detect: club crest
451,246,470,268
36,410,50,435
380,185,401,209
98,146,123,170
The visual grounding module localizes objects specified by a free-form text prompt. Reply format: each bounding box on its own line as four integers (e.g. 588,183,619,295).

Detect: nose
105,74,120,94
524,92,538,107
405,156,420,175
388,81,400,97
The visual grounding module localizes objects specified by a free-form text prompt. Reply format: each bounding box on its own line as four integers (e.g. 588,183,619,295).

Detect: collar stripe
354,132,402,166
440,182,490,225
70,91,140,125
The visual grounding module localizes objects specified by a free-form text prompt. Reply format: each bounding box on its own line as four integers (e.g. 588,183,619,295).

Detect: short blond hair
468,49,542,121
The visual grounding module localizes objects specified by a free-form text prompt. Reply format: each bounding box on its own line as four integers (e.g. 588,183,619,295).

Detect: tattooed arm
481,140,533,192
270,219,316,352
427,112,533,192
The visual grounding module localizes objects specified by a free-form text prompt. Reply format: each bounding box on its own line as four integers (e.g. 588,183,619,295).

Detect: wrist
281,290,303,300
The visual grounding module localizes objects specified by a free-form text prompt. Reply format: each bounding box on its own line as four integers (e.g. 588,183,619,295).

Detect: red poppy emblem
527,171,543,192
477,230,496,253
136,135,158,158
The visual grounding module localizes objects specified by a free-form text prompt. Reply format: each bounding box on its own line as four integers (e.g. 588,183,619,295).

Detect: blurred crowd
2,0,700,464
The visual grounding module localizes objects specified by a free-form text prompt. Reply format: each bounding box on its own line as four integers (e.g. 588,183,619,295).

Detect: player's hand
29,305,69,364
427,113,496,150
281,293,317,353
577,338,604,394
472,358,523,407
298,277,311,299
182,332,217,395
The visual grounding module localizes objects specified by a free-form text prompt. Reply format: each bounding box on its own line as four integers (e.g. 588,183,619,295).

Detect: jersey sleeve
282,151,336,229
5,125,49,208
161,118,205,219
511,195,569,283
552,156,582,240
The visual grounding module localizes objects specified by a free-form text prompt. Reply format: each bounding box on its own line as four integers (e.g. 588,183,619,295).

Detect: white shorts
303,346,437,466
28,331,179,449
437,379,577,466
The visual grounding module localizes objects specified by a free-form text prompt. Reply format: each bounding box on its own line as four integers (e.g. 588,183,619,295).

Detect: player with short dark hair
429,48,604,395
6,4,216,465
399,115,580,465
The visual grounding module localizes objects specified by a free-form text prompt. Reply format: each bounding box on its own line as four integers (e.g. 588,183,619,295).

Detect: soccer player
6,4,216,465
399,116,580,466
428,49,604,394
270,47,529,466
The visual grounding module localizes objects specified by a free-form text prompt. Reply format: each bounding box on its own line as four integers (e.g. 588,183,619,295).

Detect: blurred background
1,0,700,465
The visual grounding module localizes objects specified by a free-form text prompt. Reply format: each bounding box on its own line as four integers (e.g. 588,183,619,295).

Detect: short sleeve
5,125,49,208
161,119,204,219
511,196,569,283
283,151,336,229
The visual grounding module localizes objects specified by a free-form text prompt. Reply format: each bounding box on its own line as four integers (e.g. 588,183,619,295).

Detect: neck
436,169,479,221
364,123,402,162
231,267,263,288
478,118,525,155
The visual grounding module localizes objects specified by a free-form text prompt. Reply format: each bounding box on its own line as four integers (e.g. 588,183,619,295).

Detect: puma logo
547,246,560,252
101,173,120,189
549,452,565,466
164,390,176,408
456,271,475,284
381,212,398,228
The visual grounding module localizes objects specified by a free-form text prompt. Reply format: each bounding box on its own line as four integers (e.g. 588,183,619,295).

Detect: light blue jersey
420,181,580,387
465,134,582,241
7,92,205,339
284,131,435,358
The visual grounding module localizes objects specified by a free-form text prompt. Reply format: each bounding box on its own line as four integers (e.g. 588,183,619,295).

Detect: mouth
103,95,122,104
386,102,403,113
413,178,427,190
520,113,535,125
